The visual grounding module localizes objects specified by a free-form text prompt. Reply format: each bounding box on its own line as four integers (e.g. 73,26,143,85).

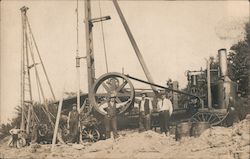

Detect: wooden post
51,91,64,151
112,0,157,93
20,6,29,130
84,0,95,104
172,81,179,109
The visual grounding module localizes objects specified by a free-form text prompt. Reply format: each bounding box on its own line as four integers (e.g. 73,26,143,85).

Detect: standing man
8,128,22,148
226,96,239,126
157,93,173,136
104,93,119,139
67,104,79,143
139,91,153,132
235,93,246,120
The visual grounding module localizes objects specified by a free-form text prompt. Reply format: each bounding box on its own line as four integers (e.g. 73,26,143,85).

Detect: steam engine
186,49,237,110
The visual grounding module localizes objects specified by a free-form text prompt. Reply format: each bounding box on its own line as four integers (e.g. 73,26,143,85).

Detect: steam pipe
205,58,212,109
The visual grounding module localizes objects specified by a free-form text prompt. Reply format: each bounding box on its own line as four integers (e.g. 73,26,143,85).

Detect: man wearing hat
104,93,119,139
67,104,79,143
157,93,173,136
139,91,153,132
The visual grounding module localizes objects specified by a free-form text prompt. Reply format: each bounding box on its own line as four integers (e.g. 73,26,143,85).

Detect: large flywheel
91,72,135,115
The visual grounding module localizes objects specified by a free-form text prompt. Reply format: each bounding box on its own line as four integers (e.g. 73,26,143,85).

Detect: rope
26,21,54,126
35,72,42,103
98,0,109,73
26,16,56,100
27,31,41,103
26,30,45,104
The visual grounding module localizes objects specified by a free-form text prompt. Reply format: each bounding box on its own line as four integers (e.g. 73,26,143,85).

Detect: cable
76,0,79,57
35,72,42,103
26,16,56,100
98,0,109,73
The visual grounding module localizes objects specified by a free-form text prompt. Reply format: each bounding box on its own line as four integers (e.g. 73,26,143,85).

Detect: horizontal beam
90,16,111,23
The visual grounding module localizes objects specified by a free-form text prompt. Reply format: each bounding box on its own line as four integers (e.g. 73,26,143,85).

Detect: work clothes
139,113,151,131
68,110,79,143
69,110,79,122
104,101,119,139
157,98,173,115
105,101,117,117
234,97,247,120
31,124,38,143
139,98,153,131
104,116,118,139
159,110,170,133
226,99,239,126
157,98,173,133
139,98,152,115
8,129,21,148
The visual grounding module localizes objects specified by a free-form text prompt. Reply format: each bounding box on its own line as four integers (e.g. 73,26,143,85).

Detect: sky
0,0,249,123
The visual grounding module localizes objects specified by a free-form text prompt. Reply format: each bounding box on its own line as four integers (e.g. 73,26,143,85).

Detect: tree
0,102,57,141
228,22,250,97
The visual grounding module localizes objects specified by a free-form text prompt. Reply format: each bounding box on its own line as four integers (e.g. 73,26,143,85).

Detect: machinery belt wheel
92,72,135,115
190,112,228,126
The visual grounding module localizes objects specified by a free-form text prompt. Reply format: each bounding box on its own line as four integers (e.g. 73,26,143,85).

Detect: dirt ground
0,116,249,159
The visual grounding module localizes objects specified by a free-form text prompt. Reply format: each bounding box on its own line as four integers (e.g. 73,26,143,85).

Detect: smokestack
218,49,228,77
191,75,197,86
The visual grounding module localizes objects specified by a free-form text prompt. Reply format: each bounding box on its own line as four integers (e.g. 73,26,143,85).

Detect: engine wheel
38,124,48,137
92,72,135,115
16,137,26,148
190,112,228,126
81,128,100,142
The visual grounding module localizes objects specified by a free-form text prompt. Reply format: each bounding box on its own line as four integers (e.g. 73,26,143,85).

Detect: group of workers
102,91,173,139
8,91,173,147
8,91,245,147
66,91,173,142
53,91,249,143
138,92,173,135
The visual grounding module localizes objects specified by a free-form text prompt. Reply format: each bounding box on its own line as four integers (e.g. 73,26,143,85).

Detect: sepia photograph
0,0,249,158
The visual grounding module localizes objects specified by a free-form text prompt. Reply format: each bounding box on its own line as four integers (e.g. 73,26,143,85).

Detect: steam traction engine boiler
189,49,237,126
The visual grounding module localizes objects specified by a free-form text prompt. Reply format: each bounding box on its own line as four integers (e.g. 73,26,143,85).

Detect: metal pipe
218,49,228,77
206,58,212,109
112,0,157,93
76,0,80,112
191,75,197,86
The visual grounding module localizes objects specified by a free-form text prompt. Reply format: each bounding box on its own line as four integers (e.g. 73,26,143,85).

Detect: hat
110,93,116,98
141,90,147,95
72,103,77,106
157,90,165,95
